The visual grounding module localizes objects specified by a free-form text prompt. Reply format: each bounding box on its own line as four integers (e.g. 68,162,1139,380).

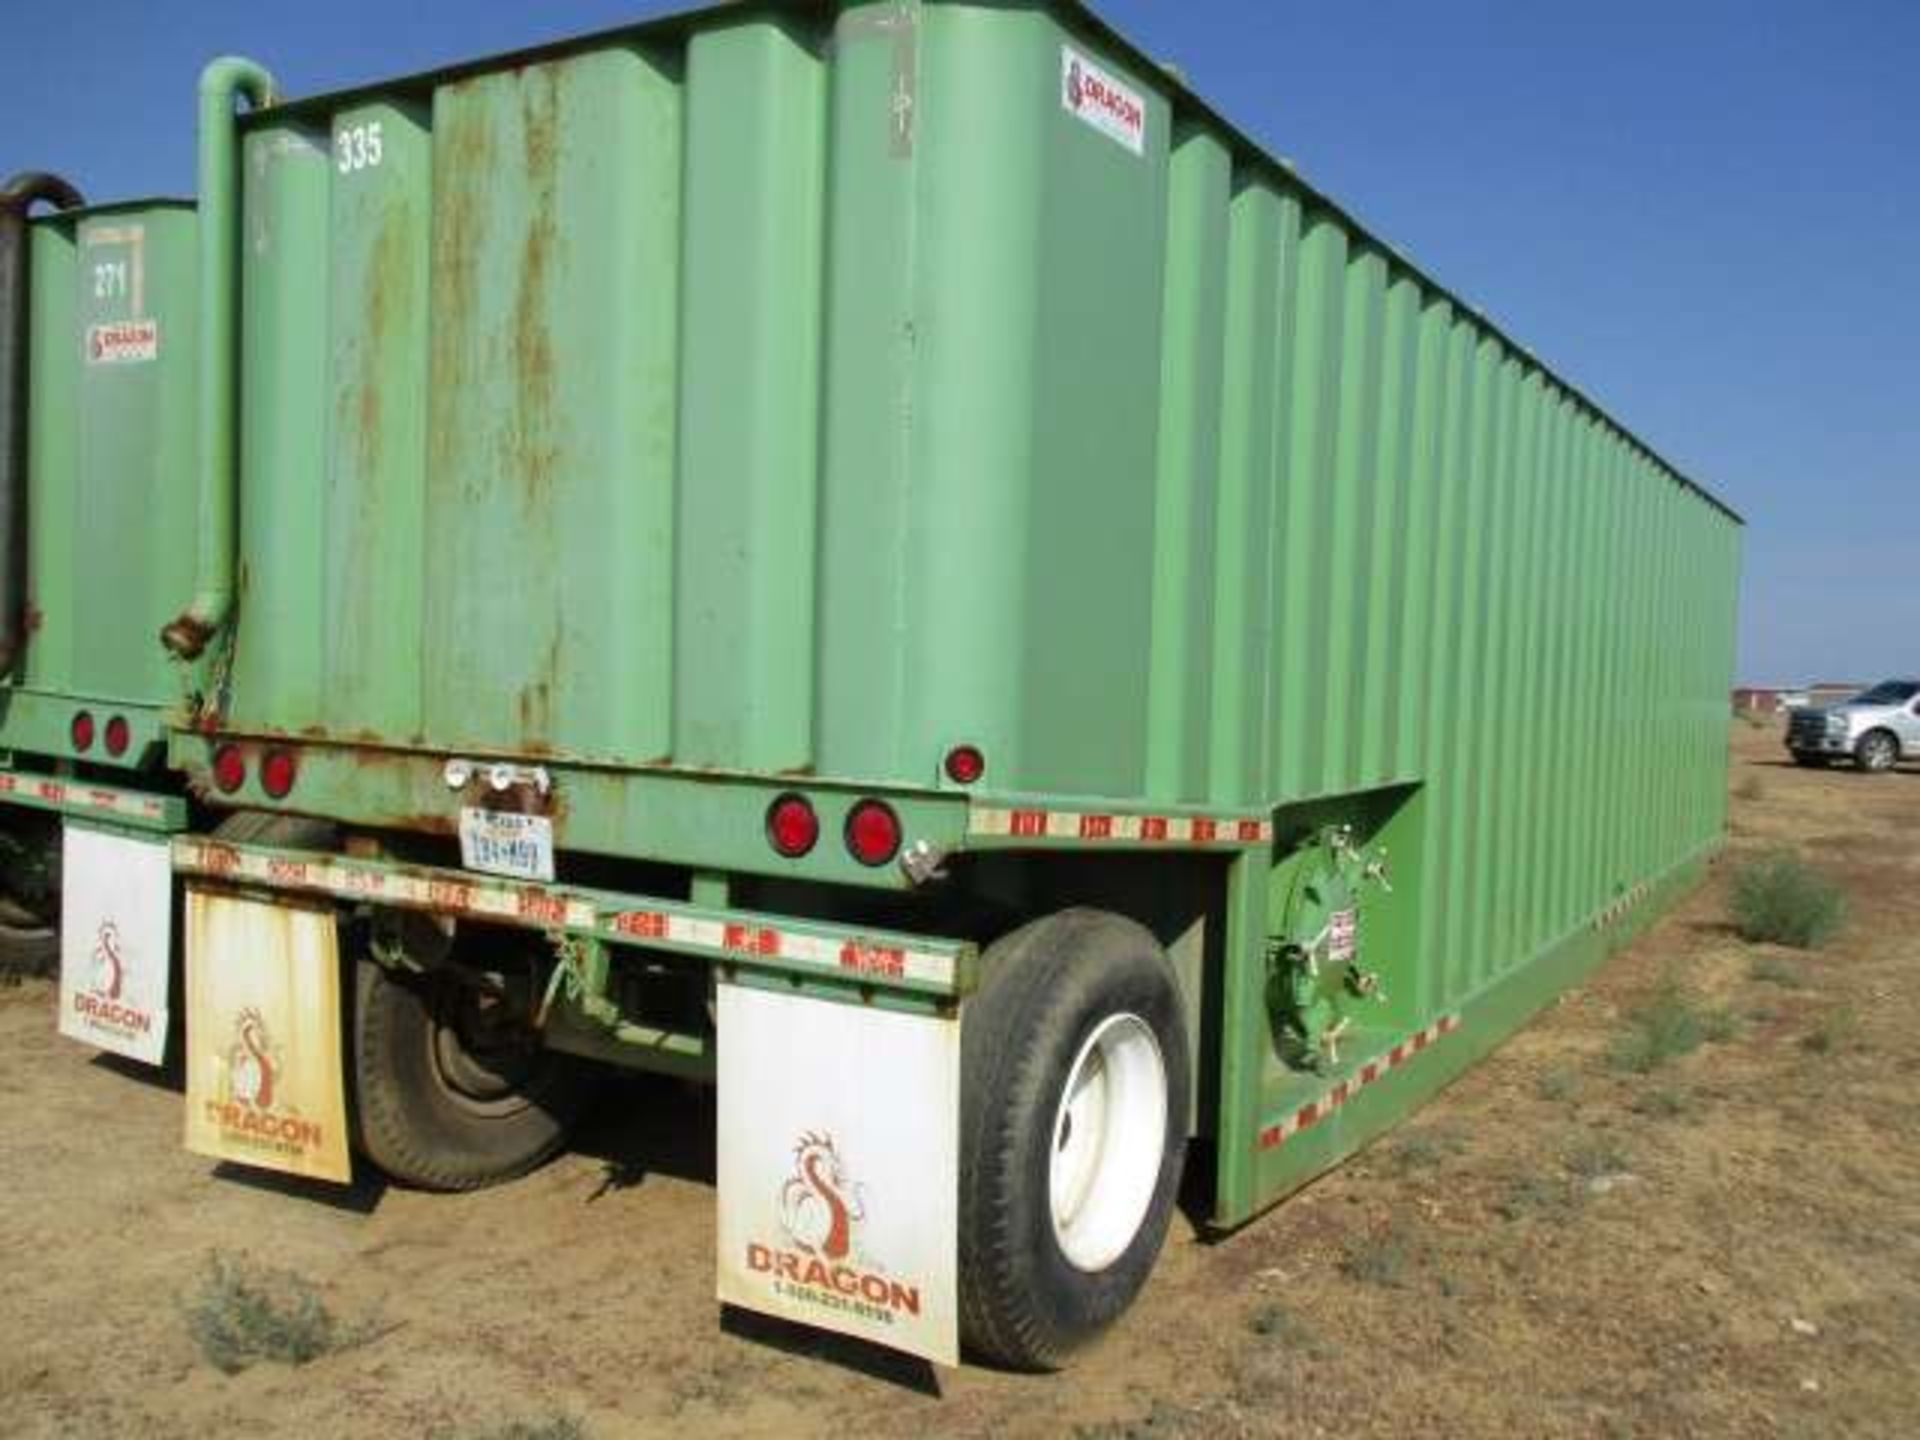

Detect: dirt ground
2,720,1915,1439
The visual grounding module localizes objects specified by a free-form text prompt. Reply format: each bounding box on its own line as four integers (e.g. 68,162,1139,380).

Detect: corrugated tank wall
218,0,1740,974
20,204,198,708
1144,129,1740,1001
225,1,1175,796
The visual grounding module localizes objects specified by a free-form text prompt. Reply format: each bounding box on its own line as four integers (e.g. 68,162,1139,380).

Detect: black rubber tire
352,953,595,1191
0,922,59,980
1853,730,1899,773
958,908,1189,1371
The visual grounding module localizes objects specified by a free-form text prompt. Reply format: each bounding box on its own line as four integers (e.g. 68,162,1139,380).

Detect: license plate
458,808,555,882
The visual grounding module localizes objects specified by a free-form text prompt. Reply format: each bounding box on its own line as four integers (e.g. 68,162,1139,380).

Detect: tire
1853,730,1899,773
0,921,59,979
958,909,1189,1370
352,943,595,1191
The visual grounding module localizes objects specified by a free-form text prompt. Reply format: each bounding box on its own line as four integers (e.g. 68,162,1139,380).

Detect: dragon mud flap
180,889,352,1184
58,823,172,1065
716,981,961,1366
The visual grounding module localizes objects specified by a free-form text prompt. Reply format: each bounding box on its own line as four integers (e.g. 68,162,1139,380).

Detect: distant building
1733,686,1795,714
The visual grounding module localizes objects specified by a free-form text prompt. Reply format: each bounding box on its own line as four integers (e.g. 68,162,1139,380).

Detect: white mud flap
182,890,351,1184
57,824,172,1065
716,982,960,1366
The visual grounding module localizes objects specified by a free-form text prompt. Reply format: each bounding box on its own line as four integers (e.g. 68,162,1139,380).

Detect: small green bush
1631,1085,1691,1119
1497,1174,1579,1223
1535,1066,1580,1103
182,1251,372,1375
442,1423,587,1440
1341,1224,1414,1287
1729,850,1845,949
1750,954,1807,988
1563,1134,1629,1179
1801,1005,1859,1055
1610,981,1704,1072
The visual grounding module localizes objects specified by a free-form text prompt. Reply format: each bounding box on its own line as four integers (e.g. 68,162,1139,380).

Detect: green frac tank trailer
7,1,1741,1370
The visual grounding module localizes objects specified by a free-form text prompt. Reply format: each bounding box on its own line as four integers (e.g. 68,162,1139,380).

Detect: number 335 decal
335,122,383,174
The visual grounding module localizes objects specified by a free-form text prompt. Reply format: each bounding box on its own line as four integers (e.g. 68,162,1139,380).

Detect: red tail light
845,799,902,868
260,749,297,799
103,715,131,757
70,711,94,753
211,745,246,793
943,744,986,785
766,793,819,858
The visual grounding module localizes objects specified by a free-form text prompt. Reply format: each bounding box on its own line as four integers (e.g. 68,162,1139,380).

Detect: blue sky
8,1,1914,684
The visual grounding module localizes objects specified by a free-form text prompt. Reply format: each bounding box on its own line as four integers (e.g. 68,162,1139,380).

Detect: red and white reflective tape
601,908,955,988
0,772,166,821
173,839,961,991
1593,879,1654,930
970,804,1271,846
174,839,600,928
1257,1013,1462,1150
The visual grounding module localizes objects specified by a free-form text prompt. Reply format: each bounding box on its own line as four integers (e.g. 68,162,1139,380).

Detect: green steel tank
0,177,197,969
110,0,1739,1370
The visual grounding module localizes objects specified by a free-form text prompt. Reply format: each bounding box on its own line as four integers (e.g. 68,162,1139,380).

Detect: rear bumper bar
171,836,974,1000
0,769,185,831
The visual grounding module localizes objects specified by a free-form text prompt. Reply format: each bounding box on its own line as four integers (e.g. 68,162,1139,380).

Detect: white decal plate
182,891,351,1184
1061,44,1146,155
1328,907,1357,962
458,808,555,883
58,825,172,1065
716,983,960,1365
86,319,159,364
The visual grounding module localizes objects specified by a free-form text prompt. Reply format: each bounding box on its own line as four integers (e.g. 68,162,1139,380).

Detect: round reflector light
944,744,986,785
103,715,131,757
766,793,820,858
260,749,298,799
70,711,95,753
845,799,903,868
211,744,246,794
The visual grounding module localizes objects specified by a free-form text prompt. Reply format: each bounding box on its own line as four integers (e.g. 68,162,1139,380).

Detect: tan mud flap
182,890,351,1184
58,824,173,1065
715,982,960,1365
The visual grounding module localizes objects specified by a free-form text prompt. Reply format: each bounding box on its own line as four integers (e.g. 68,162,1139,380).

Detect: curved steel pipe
0,171,86,677
161,56,277,660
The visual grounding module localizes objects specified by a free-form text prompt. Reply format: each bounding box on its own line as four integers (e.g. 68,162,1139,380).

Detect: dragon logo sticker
199,1006,323,1158
745,1129,921,1323
224,1007,278,1110
68,917,154,1040
779,1131,867,1262
90,920,125,1000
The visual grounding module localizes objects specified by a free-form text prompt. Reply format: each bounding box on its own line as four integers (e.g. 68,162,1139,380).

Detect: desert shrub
1729,850,1845,949
1801,1005,1860,1055
1609,976,1735,1073
182,1251,372,1374
442,1423,587,1440
1750,953,1806,988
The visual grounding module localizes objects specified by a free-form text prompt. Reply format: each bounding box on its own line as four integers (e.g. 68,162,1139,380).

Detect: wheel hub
1048,1012,1168,1273
429,976,541,1113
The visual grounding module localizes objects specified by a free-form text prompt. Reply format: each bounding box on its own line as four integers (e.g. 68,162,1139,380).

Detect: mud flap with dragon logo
182,890,351,1184
715,982,960,1365
58,824,173,1065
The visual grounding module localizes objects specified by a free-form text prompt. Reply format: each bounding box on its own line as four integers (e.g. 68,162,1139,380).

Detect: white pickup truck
1785,678,1920,771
